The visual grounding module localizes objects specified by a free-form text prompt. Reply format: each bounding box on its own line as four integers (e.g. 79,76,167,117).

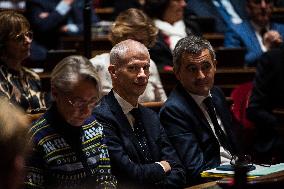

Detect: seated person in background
144,0,201,69
224,0,284,66
185,0,247,34
247,43,284,161
93,39,186,189
0,0,25,9
0,98,30,189
0,11,49,112
25,56,117,189
159,35,241,186
90,8,167,103
25,0,88,60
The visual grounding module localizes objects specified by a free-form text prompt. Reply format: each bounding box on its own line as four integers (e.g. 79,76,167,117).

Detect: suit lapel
177,84,218,139
105,91,148,161
212,92,235,152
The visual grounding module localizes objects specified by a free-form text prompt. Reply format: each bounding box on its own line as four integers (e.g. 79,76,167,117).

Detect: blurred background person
25,0,98,61
0,11,49,112
0,97,30,189
185,0,247,34
247,43,284,161
0,0,25,9
90,8,167,103
224,0,284,66
24,55,117,189
143,0,201,70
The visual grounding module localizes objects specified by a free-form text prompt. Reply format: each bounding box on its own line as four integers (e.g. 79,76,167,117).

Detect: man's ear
51,86,58,101
108,64,117,79
173,66,181,81
213,59,217,71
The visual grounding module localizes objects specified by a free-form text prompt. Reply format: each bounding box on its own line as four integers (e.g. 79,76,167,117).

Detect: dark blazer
159,83,239,185
185,0,247,33
247,44,284,154
93,91,186,189
25,0,83,50
224,21,284,66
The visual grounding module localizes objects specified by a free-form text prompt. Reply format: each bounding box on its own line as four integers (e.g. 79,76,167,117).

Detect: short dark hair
143,0,170,19
173,35,215,72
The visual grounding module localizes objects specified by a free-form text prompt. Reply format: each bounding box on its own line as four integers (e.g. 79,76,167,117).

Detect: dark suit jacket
25,0,83,50
185,0,247,33
93,91,186,189
159,84,239,185
247,44,284,154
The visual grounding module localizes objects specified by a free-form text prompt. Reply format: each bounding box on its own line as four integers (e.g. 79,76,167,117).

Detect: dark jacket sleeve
151,113,186,188
159,102,219,183
247,49,281,128
26,0,83,33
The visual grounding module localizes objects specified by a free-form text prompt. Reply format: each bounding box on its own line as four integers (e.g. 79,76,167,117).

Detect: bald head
110,39,150,67
108,39,150,106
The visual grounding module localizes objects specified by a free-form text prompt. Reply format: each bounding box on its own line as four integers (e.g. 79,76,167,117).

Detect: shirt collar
113,90,137,114
188,91,212,106
250,21,269,33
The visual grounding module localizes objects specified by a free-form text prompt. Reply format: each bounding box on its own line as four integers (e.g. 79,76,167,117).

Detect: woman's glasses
14,31,33,43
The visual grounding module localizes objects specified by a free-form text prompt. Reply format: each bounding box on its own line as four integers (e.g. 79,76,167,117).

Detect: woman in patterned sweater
0,11,48,112
25,55,117,189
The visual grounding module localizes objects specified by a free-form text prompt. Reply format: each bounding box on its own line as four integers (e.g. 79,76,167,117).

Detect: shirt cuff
56,0,71,15
66,24,79,33
155,162,166,172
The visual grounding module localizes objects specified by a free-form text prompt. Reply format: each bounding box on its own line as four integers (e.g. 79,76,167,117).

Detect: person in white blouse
144,0,188,51
90,8,167,103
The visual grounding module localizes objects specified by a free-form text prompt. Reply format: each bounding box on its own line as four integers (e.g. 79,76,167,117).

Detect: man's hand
63,0,74,6
160,160,171,173
263,30,283,50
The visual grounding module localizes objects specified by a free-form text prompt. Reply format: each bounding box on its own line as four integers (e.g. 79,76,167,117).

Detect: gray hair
109,39,149,66
51,55,101,95
173,35,216,72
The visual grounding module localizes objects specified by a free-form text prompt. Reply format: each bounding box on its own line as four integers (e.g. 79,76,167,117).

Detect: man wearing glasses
224,0,284,66
159,35,241,186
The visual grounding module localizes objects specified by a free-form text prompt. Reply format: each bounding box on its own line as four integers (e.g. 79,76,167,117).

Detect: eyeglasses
251,0,273,4
14,31,33,43
67,96,98,110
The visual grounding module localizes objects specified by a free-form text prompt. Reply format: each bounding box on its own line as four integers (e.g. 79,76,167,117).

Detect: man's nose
196,69,206,79
137,68,147,78
260,0,268,8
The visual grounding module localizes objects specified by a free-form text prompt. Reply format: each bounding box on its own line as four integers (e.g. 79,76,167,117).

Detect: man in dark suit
224,0,284,66
159,35,240,185
93,39,185,189
247,44,284,160
25,0,96,60
185,0,247,33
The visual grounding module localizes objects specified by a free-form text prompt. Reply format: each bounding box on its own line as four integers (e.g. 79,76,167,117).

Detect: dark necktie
203,97,233,154
260,27,268,38
130,108,153,162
